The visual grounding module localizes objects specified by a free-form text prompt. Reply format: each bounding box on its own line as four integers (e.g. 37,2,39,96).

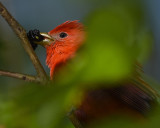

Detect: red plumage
45,21,85,79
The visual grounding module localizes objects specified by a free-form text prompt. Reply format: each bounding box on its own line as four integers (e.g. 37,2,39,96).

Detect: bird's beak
35,32,54,47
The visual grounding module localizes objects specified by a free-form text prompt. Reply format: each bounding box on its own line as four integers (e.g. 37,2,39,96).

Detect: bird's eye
59,32,68,38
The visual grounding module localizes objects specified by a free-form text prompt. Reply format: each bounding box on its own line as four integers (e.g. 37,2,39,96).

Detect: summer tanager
27,21,157,127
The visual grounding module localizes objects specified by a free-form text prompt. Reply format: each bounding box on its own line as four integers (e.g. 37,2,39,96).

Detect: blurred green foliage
0,0,159,128
55,1,153,86
0,84,76,128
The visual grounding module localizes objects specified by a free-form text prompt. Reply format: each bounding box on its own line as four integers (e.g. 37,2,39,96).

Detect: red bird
46,21,85,78
27,21,157,127
28,20,85,79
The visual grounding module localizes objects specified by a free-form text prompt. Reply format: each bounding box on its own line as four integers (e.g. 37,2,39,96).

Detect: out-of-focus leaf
136,29,153,63
0,83,77,128
55,2,153,88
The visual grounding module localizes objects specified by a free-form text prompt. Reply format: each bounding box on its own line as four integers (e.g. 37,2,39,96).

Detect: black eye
59,32,67,38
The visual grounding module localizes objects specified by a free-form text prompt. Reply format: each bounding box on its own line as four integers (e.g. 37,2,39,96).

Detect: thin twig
0,2,48,83
0,70,40,82
68,107,84,128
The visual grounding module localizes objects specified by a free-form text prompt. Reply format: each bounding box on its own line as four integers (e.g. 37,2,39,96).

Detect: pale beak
35,32,54,47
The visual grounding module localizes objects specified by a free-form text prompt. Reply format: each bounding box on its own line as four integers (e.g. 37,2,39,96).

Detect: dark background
0,0,160,86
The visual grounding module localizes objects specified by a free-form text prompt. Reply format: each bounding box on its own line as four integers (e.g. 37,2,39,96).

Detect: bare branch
0,2,48,83
68,108,84,128
0,70,41,82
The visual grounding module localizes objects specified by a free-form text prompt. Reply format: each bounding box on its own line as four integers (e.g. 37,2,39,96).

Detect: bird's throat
46,44,78,79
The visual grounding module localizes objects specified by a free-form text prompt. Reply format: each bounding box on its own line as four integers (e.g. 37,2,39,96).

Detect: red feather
45,21,85,79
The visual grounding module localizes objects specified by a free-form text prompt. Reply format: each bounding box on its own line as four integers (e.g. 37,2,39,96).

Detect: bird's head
38,21,85,79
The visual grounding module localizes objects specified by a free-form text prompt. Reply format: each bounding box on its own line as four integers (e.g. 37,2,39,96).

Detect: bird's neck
46,43,79,79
